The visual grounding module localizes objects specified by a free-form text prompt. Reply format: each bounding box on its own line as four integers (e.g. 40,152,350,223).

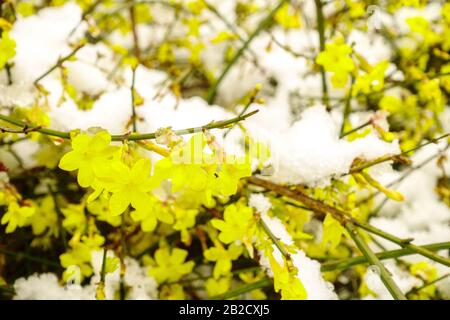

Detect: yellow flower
213,158,252,197
0,31,15,69
86,193,121,227
406,16,439,46
172,207,198,244
159,284,186,300
353,60,389,95
1,202,35,233
130,196,174,232
211,203,254,244
153,133,251,207
316,37,355,88
443,3,450,25
61,204,86,233
322,214,345,249
60,234,104,279
102,158,154,216
418,79,444,113
59,131,118,188
204,243,242,279
148,247,195,283
184,17,202,37
28,196,59,237
269,254,307,300
205,277,231,297
274,3,301,29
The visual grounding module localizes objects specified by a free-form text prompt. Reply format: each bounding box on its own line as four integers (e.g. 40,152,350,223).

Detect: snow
363,261,421,300
13,273,95,300
370,143,450,250
9,2,83,85
89,250,158,300
13,251,158,300
247,105,400,186
248,193,272,215
292,250,338,300
256,209,337,300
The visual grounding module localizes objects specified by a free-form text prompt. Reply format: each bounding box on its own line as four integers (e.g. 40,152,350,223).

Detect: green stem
34,43,86,85
406,273,450,297
167,266,261,285
204,0,259,61
339,76,354,137
223,98,253,137
48,185,68,250
212,241,450,299
321,242,450,272
130,66,138,132
349,133,450,173
206,0,288,104
340,120,371,138
100,247,108,283
0,109,258,142
345,222,407,300
247,176,450,267
211,278,272,300
259,219,291,259
314,0,329,108
0,248,61,267
119,214,127,300
354,221,450,268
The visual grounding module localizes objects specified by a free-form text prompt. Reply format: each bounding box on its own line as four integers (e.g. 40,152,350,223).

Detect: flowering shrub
0,0,449,300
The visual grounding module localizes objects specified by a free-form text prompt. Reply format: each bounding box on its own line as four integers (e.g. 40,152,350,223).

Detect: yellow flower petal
109,191,130,216
71,134,91,152
77,162,94,188
59,151,81,171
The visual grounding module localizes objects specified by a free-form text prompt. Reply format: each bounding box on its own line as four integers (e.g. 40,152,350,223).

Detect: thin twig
247,176,450,267
206,0,288,104
314,0,329,108
34,43,86,85
340,120,372,138
406,273,450,297
211,278,272,300
345,222,407,300
0,248,61,267
259,219,291,259
48,184,68,250
349,133,450,173
339,76,354,137
321,241,450,272
130,67,138,132
0,109,259,141
129,0,141,62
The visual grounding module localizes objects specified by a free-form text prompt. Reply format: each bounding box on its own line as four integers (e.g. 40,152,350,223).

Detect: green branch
0,248,61,268
259,219,291,259
34,43,86,85
339,76,354,137
354,222,450,268
406,273,449,297
340,119,371,138
211,278,272,300
208,241,449,300
96,247,108,300
321,242,450,272
314,0,329,108
0,109,258,142
130,66,138,132
247,176,450,268
349,133,450,173
345,222,407,300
